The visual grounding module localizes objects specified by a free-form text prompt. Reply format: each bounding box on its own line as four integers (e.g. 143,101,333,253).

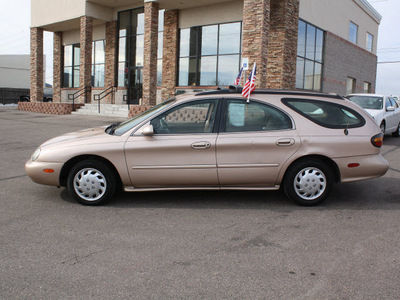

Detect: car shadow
59,176,400,211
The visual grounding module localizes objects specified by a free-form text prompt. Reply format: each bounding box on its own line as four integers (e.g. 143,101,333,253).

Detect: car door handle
276,138,295,146
191,141,211,150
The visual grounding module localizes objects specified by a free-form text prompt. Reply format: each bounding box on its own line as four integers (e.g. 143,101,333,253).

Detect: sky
0,0,399,95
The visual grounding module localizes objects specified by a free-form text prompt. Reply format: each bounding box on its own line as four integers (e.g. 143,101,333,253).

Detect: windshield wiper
105,122,121,135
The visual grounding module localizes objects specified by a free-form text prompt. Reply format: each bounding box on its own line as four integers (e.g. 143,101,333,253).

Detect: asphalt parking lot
1,106,400,299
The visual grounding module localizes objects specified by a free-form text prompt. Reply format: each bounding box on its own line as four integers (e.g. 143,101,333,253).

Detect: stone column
242,0,270,88
105,21,118,103
30,27,44,102
79,16,93,103
267,0,299,89
162,10,178,100
142,0,159,106
53,32,63,102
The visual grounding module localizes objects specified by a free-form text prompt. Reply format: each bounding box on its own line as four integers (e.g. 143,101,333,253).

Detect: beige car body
26,90,389,205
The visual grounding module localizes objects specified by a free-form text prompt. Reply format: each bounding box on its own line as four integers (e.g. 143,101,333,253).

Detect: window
150,100,218,134
157,10,164,86
224,100,292,132
92,40,105,87
364,82,371,93
346,77,356,94
178,22,242,86
347,95,383,110
366,33,373,52
349,22,358,44
118,8,145,87
283,99,365,129
296,20,324,91
63,44,80,88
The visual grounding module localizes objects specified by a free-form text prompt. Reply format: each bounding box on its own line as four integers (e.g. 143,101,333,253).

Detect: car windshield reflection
112,99,175,136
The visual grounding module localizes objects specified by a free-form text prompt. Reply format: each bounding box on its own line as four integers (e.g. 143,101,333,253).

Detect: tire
392,123,400,137
283,160,333,206
67,160,117,206
380,122,385,136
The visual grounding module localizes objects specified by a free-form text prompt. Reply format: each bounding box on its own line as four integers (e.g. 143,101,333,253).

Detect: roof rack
195,86,344,100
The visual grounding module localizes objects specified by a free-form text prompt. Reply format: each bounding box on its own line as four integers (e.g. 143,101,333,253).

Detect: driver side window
150,100,218,134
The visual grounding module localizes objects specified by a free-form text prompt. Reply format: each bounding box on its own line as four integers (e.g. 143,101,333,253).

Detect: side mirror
141,124,154,136
387,106,395,112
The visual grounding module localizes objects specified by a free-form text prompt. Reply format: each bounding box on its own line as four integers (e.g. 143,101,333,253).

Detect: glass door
118,8,144,105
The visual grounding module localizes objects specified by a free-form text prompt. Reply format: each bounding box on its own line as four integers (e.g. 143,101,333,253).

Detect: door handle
276,138,295,146
191,141,211,150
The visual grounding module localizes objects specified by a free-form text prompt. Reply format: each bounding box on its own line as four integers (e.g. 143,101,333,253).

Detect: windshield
347,95,383,110
112,99,176,135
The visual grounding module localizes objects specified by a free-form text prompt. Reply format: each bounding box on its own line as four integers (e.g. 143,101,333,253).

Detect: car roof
346,93,385,97
195,87,344,100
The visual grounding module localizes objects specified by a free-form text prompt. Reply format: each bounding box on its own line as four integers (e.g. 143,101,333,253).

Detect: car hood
364,109,382,118
40,126,108,147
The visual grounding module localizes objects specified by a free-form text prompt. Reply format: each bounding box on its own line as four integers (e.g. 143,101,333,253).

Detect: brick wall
267,0,299,89
30,27,44,102
162,10,179,101
323,32,377,95
142,1,159,106
242,0,270,88
105,21,118,104
18,102,84,115
79,16,93,103
53,32,63,103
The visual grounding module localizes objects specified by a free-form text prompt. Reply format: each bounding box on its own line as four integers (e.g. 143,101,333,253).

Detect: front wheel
67,160,117,205
392,123,400,137
283,160,333,206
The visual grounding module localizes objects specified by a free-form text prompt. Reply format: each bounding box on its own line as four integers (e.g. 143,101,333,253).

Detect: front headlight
31,148,41,161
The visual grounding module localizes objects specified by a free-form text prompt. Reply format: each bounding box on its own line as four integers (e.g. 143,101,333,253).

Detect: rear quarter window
282,98,366,129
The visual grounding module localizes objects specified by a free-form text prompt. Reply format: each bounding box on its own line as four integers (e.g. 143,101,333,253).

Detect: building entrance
118,7,144,105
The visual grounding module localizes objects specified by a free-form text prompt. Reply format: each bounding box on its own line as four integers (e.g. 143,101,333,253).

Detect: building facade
30,0,381,107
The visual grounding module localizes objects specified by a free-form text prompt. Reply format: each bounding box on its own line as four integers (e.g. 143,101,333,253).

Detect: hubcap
73,168,107,201
293,167,327,201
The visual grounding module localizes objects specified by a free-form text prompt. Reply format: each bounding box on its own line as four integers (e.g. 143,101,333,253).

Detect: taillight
371,133,383,148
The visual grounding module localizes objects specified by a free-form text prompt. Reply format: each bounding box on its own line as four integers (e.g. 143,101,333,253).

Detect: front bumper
25,160,64,186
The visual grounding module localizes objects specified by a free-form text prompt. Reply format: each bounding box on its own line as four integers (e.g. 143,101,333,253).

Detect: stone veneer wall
142,1,159,106
267,0,299,89
30,27,44,102
242,0,270,88
161,10,179,101
79,16,93,103
105,21,118,104
53,32,63,103
18,102,84,115
323,31,377,95
128,105,153,119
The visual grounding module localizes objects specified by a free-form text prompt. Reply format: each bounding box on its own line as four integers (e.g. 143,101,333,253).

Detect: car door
124,99,220,188
388,97,400,131
216,99,301,187
384,97,398,132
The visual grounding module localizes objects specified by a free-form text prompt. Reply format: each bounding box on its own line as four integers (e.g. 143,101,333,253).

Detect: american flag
242,63,257,99
234,67,244,86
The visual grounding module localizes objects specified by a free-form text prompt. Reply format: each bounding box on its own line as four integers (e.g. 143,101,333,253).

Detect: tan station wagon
26,89,389,206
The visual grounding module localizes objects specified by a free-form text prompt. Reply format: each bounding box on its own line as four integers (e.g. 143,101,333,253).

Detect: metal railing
93,86,118,113
68,86,91,110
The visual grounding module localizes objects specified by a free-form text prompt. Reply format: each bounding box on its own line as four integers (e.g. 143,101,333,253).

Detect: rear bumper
25,160,63,186
334,154,389,183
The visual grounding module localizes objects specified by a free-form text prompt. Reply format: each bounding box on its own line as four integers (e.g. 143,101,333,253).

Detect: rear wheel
284,160,333,206
67,160,116,205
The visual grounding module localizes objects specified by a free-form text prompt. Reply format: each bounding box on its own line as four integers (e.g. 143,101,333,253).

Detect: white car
346,94,400,137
